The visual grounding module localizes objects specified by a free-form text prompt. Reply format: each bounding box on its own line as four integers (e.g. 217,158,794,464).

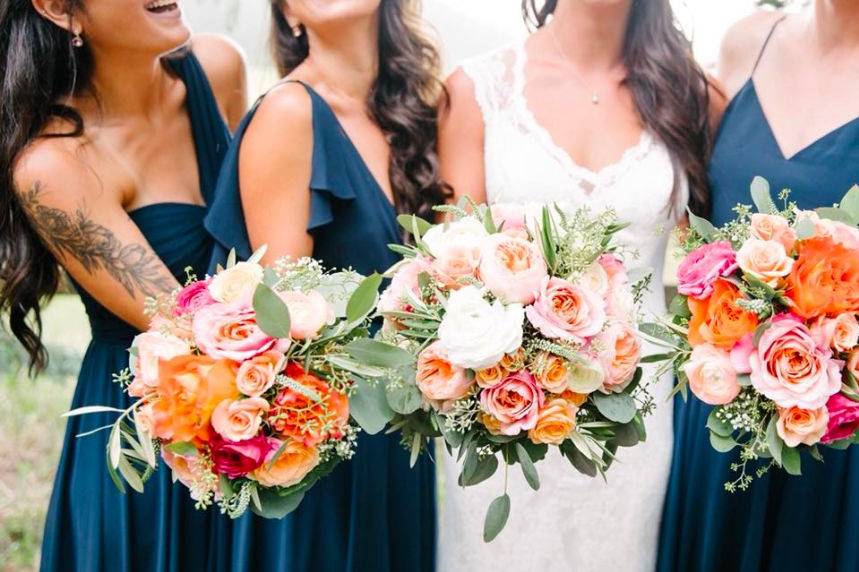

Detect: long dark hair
523,0,713,216
270,0,449,221
0,0,93,372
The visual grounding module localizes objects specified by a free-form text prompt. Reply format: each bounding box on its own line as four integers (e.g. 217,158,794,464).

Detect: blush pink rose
279,290,335,340
676,241,739,299
597,322,642,392
379,257,427,315
811,313,859,354
173,279,217,317
801,211,859,249
416,341,473,410
161,449,216,501
130,331,191,393
236,351,283,397
822,393,859,444
490,203,527,234
683,343,742,405
749,314,843,409
211,397,269,442
479,234,547,304
598,253,628,289
750,213,796,253
729,333,755,375
736,238,794,287
776,405,829,447
192,301,286,361
526,277,607,344
479,370,545,435
429,241,482,290
209,433,273,479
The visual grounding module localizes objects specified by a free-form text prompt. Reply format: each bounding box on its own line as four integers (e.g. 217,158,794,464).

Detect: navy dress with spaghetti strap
658,18,859,572
39,51,230,572
204,81,437,572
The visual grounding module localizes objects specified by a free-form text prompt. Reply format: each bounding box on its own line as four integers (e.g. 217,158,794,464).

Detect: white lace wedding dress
438,43,687,572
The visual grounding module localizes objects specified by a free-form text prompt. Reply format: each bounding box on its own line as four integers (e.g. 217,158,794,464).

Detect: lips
144,0,179,14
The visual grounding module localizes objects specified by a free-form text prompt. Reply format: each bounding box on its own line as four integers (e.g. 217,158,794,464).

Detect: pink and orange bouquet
377,202,653,541
67,250,401,518
643,178,859,490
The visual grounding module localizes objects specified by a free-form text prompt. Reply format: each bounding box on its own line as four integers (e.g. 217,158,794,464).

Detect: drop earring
71,32,84,48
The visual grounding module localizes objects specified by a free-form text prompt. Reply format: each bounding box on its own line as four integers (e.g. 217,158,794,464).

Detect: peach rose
252,438,320,488
161,449,216,501
211,397,269,442
811,314,859,354
479,234,548,304
526,277,607,343
429,242,482,290
476,365,507,389
531,352,572,394
683,343,741,406
130,331,191,391
800,211,859,249
416,341,473,409
688,279,759,349
750,213,796,253
500,348,526,371
528,397,578,445
776,406,829,447
480,370,545,435
236,351,283,397
736,238,794,287
481,412,505,435
598,254,629,289
597,322,642,392
561,390,589,407
279,290,335,340
208,261,264,304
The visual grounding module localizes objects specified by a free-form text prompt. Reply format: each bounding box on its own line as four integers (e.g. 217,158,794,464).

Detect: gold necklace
549,26,601,105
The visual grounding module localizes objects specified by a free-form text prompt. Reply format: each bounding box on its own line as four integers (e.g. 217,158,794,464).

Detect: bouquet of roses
376,201,653,541
642,178,859,491
66,249,400,518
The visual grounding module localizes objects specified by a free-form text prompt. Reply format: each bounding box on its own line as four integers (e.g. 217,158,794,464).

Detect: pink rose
776,405,829,447
683,343,741,405
429,241,482,290
750,213,796,253
811,314,859,354
598,253,628,289
130,331,191,390
597,322,642,392
173,279,216,317
736,238,794,287
490,203,527,234
161,448,216,501
677,241,739,299
379,258,427,314
479,234,547,304
236,351,283,397
479,370,545,435
209,433,273,479
729,333,755,374
279,290,334,340
822,394,859,444
750,314,842,409
192,301,286,361
416,341,473,410
211,397,269,442
526,277,606,343
800,211,859,249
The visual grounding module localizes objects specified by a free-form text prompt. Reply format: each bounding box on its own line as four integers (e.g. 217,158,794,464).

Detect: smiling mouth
145,0,179,14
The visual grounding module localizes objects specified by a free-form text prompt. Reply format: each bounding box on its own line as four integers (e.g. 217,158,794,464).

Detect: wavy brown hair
270,0,449,221
523,0,714,216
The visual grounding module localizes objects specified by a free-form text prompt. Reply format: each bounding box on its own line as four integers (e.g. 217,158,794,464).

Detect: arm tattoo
20,182,175,298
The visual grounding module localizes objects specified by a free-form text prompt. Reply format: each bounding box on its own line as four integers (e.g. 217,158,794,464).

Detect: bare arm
192,34,248,132
438,67,487,205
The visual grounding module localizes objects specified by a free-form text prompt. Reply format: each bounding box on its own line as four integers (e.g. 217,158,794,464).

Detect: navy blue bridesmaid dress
204,81,437,572
40,51,230,572
658,19,859,572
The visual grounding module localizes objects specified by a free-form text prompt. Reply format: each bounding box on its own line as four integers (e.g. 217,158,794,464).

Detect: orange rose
560,390,588,407
481,412,505,435
476,365,507,389
269,363,349,447
528,396,578,445
252,439,320,488
530,352,570,394
500,348,526,371
150,355,238,444
787,237,859,319
688,279,759,349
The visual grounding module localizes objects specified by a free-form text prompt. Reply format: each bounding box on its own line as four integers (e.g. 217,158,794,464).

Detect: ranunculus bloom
479,370,545,435
528,396,578,445
597,322,642,392
437,286,524,370
416,341,473,410
736,238,794,287
269,362,349,447
683,343,741,405
787,237,859,319
236,351,283,397
173,279,217,317
210,433,272,479
688,279,759,349
149,355,238,443
526,277,606,344
476,365,507,389
777,405,829,447
161,449,216,501
193,300,286,361
279,290,335,340
211,397,269,442
750,314,842,409
811,314,859,354
479,234,547,304
208,261,264,304
253,438,320,488
531,352,571,394
130,331,191,391
676,241,739,299
822,393,859,444
750,213,796,253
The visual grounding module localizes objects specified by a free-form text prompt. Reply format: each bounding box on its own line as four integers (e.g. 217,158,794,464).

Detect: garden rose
211,397,269,442
208,261,264,304
776,406,829,447
598,253,628,289
479,234,547,304
528,396,578,445
252,438,320,488
416,341,473,409
750,213,796,253
210,433,272,479
129,331,190,391
437,286,524,370
736,238,794,287
269,363,349,447
787,236,859,319
279,290,334,340
480,370,545,435
822,394,859,444
598,322,642,392
676,241,739,299
173,279,217,317
531,352,572,394
688,279,759,349
683,343,741,405
422,216,488,256
192,301,286,361
526,277,606,344
750,314,842,409
476,365,507,389
811,314,859,354
162,449,215,501
429,241,483,290
235,351,283,397
379,258,426,315
800,211,859,249
578,261,611,298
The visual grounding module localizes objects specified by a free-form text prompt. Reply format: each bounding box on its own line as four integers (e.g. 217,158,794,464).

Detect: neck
547,0,630,70
304,17,379,101
811,0,859,51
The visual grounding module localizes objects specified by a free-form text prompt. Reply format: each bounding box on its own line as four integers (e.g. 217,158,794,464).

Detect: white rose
130,331,191,388
208,261,264,304
437,285,524,370
422,217,488,258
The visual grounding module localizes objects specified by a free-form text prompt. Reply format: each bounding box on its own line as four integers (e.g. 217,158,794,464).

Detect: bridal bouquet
643,178,859,490
67,249,398,518
377,201,653,541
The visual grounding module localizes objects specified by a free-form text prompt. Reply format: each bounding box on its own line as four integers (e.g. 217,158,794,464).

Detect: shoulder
240,82,314,165
718,10,784,98
13,136,102,207
190,33,248,128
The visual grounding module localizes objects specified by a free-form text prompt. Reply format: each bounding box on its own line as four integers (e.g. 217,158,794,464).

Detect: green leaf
483,494,511,543
539,206,557,271
706,408,733,437
226,248,237,269
750,176,777,214
808,445,825,463
794,215,815,239
108,424,122,468
106,448,126,494
687,209,717,241
592,392,637,424
781,445,802,476
610,422,641,448
219,474,235,498
640,353,676,364
482,205,498,234
840,185,859,223
639,323,681,346
251,489,306,519
385,383,423,415
344,339,414,368
253,283,292,339
515,443,540,491
709,432,738,453
668,294,692,319
164,441,198,457
460,452,499,487
560,440,597,477
816,206,856,225
325,355,388,379
64,405,125,417
349,376,395,434
346,273,383,323
623,368,644,396
397,214,433,237
117,456,145,494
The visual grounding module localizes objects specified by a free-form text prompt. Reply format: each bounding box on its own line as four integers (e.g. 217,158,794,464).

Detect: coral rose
269,363,349,447
528,397,578,445
683,343,741,405
688,279,759,349
479,370,545,435
416,341,473,410
736,238,794,287
787,236,859,319
597,322,642,392
479,234,547,304
253,438,320,488
236,351,283,397
776,406,829,447
526,277,607,344
677,241,739,299
811,314,859,354
750,213,796,253
822,393,859,444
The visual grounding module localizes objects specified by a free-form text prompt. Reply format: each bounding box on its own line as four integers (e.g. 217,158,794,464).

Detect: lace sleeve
458,45,520,131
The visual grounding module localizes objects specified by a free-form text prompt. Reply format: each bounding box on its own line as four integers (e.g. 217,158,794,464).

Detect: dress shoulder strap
751,15,788,75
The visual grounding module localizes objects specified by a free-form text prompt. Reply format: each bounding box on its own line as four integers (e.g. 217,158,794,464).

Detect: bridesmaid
659,4,859,571
204,1,444,570
0,2,245,570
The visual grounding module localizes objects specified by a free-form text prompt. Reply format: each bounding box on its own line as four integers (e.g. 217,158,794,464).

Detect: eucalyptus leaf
750,176,777,214
687,209,717,241
668,294,692,319
165,441,198,457
108,425,122,469
386,383,423,415
349,376,395,434
253,283,291,339
561,440,598,477
106,448,126,494
592,392,637,424
315,272,363,318
117,456,145,494
396,214,433,237
640,353,675,364
344,339,414,368
346,273,383,323
709,432,738,453
840,185,859,223
781,445,802,476
515,443,540,491
611,422,641,448
816,207,855,225
706,408,733,437
252,489,306,519
483,494,511,543
325,355,388,378
794,215,815,239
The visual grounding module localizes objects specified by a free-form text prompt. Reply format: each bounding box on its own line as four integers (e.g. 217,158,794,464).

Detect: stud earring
71,33,84,48
292,25,302,38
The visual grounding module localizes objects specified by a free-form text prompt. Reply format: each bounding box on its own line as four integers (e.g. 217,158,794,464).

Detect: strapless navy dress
658,31,859,572
204,81,437,572
39,52,230,572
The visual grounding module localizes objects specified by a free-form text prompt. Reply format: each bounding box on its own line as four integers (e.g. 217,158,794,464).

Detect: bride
437,0,722,569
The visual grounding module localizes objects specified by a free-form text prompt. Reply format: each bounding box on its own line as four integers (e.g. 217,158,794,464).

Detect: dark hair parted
523,0,714,216
0,0,91,372
270,0,449,221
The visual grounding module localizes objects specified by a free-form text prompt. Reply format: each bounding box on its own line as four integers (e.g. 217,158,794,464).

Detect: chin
142,0,192,53
304,0,381,22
